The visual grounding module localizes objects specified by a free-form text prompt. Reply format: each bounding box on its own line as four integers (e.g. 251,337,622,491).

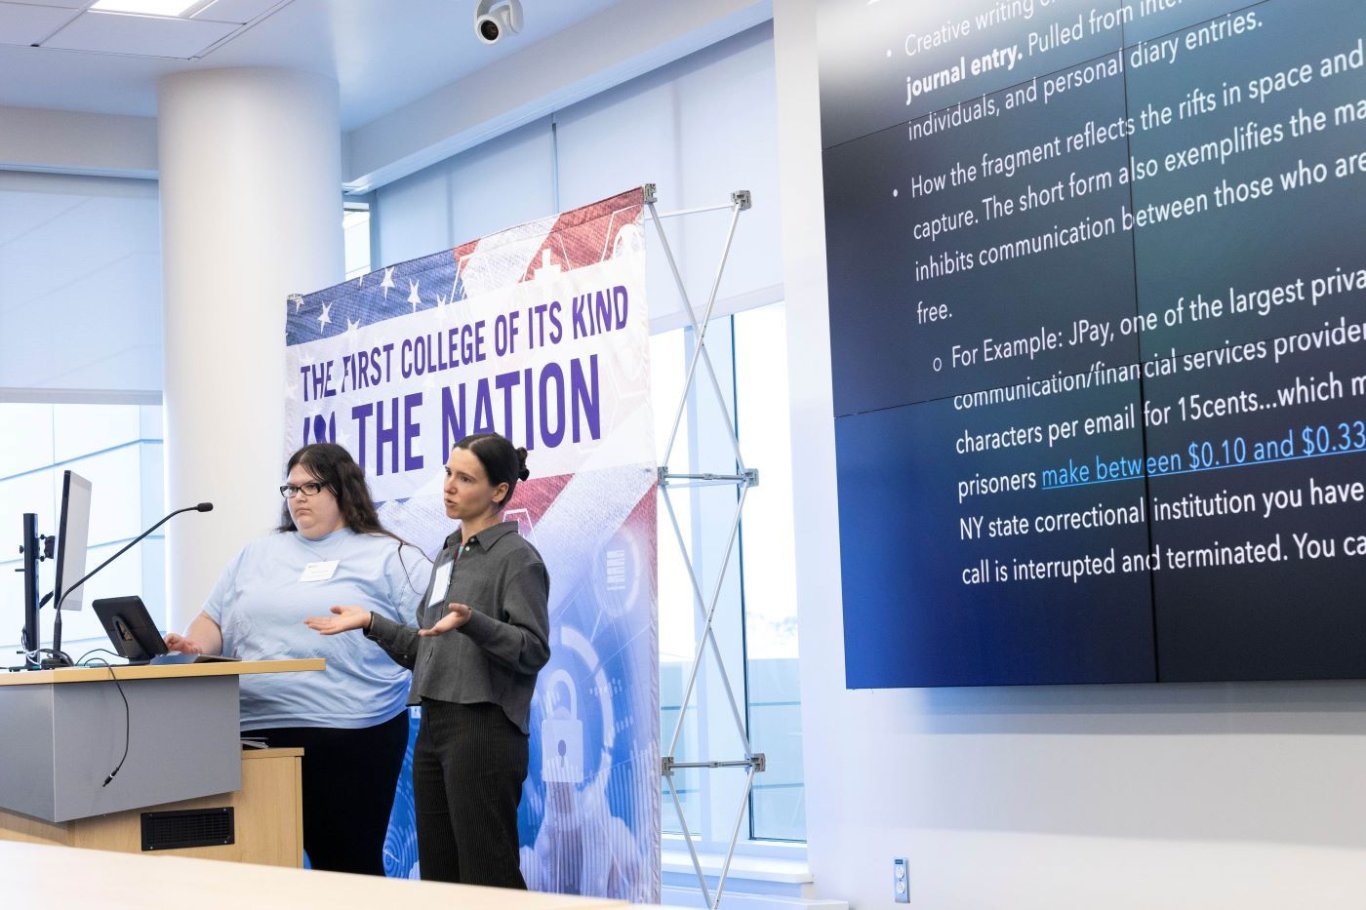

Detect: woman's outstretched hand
304,605,373,635
419,602,472,637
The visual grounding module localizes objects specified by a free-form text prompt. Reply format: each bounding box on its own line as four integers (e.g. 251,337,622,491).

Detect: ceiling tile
193,0,284,25
0,2,81,45
42,8,237,56
10,0,90,8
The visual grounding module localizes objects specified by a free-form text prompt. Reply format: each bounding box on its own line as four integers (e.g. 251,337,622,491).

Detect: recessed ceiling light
89,0,204,17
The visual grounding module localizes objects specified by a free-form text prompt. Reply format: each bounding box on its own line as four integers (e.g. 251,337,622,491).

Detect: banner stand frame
646,183,764,910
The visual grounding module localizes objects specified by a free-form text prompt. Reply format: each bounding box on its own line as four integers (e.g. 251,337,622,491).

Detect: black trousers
247,711,409,876
414,699,529,887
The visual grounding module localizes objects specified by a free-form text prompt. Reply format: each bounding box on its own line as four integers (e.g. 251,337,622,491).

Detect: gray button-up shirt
366,521,550,734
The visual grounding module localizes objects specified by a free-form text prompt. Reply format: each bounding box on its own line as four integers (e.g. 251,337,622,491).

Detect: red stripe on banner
522,187,646,282
449,188,646,290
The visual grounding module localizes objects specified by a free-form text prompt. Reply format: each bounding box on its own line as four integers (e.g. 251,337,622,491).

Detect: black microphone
45,503,215,668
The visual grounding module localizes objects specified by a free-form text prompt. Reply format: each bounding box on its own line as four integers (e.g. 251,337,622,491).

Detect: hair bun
515,446,530,481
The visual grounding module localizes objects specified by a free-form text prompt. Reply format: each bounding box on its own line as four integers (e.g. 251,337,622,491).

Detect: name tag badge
299,560,339,582
428,556,455,608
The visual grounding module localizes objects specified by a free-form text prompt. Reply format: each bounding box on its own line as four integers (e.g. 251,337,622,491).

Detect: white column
772,0,842,895
158,69,343,629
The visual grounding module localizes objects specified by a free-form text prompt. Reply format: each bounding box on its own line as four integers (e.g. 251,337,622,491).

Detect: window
655,302,804,846
0,401,164,664
343,204,373,280
734,304,803,842
0,172,166,664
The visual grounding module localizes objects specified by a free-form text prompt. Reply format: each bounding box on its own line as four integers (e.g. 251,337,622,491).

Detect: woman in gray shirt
307,432,550,888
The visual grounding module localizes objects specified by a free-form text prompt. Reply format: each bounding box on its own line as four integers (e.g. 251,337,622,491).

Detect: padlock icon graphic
540,671,584,784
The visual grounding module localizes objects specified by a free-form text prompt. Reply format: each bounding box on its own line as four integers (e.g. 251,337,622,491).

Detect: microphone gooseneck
55,503,216,612
45,503,214,669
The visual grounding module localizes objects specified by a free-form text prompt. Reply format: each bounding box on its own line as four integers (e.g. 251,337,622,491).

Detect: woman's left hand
419,602,472,637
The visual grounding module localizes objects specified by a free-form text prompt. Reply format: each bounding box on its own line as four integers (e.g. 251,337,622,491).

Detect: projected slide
820,0,1366,685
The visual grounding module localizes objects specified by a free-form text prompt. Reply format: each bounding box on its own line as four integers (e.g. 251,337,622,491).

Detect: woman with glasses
305,432,550,888
163,442,429,876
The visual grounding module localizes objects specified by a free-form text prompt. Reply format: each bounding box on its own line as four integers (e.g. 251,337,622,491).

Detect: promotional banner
284,188,659,899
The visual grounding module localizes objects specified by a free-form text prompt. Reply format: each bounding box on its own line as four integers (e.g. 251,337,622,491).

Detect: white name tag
427,556,455,608
299,560,339,582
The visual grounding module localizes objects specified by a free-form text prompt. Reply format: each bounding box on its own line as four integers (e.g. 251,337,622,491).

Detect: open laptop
92,596,236,665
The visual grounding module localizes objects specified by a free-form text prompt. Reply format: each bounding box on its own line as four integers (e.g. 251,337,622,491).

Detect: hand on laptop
163,632,203,655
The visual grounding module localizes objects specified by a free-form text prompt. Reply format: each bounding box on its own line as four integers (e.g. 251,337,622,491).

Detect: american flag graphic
286,188,647,347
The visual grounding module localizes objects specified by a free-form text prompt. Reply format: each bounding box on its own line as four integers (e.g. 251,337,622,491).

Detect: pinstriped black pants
414,699,529,887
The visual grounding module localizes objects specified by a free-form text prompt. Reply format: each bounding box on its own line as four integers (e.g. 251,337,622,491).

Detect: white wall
0,106,156,178
772,1,1366,908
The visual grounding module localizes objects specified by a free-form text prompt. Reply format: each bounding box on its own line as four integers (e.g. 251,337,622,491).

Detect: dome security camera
474,0,523,44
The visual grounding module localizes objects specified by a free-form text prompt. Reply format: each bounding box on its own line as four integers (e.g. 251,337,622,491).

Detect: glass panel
653,329,700,835
52,403,141,464
733,303,805,841
655,310,804,847
64,444,145,545
0,402,165,661
0,404,55,477
343,207,372,280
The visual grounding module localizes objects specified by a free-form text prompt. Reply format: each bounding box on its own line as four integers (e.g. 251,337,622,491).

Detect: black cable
23,646,74,668
41,646,72,663
82,658,131,787
76,647,126,666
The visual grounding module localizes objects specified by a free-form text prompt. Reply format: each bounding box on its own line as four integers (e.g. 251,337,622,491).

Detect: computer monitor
17,469,92,669
54,470,93,612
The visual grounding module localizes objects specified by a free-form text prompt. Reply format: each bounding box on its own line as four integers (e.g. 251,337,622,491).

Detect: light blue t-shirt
203,528,430,730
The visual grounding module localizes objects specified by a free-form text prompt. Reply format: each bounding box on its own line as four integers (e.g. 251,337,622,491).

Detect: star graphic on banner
355,274,365,288
318,301,332,331
381,266,396,299
431,292,449,323
407,279,422,313
346,317,361,337
290,294,305,313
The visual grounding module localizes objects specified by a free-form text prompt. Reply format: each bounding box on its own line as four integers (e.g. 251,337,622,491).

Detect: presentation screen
819,0,1366,685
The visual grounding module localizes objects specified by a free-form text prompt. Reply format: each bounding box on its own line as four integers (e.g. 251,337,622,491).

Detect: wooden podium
0,660,321,866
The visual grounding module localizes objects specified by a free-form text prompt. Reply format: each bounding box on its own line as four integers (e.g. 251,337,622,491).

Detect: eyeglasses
280,482,326,499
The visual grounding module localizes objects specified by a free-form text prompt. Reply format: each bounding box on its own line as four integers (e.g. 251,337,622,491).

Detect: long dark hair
455,433,530,510
278,444,427,597
278,443,389,535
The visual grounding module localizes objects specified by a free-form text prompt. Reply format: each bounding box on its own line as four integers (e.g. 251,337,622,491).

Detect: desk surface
0,658,325,686
0,841,634,910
